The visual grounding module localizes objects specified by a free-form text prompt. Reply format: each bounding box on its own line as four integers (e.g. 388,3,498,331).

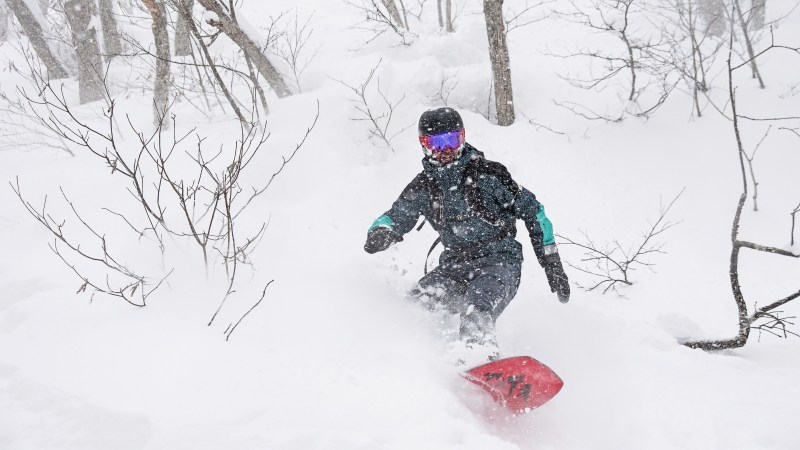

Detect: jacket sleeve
508,186,558,266
367,174,430,236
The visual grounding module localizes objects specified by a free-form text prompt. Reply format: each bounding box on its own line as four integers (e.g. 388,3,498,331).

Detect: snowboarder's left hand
543,253,570,303
364,227,403,254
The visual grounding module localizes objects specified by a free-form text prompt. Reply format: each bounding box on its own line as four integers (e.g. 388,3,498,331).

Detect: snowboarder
364,107,570,364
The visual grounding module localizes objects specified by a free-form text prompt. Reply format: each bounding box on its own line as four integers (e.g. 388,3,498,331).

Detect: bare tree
5,0,69,78
173,0,193,56
142,0,171,125
228,4,270,118
64,0,106,104
653,0,725,118
98,0,122,58
683,24,800,350
195,0,292,98
484,0,515,126
551,0,679,121
172,0,247,123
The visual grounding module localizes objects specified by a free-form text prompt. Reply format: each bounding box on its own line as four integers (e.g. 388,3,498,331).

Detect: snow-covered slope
1,1,799,449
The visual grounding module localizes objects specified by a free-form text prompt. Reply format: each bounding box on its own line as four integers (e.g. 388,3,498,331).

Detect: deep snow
1,1,800,449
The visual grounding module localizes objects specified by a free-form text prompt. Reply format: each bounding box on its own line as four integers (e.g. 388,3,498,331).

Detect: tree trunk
0,1,8,42
734,0,764,88
6,0,69,78
698,0,725,36
98,0,122,58
142,0,171,125
483,0,514,126
64,0,105,103
445,0,453,32
173,0,193,56
436,0,443,29
176,0,247,123
195,0,291,97
380,0,405,29
751,0,765,29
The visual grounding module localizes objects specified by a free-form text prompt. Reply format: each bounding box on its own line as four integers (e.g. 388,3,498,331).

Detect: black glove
364,227,403,254
542,253,570,303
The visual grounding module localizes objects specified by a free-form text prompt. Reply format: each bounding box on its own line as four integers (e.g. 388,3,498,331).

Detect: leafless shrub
558,190,683,295
272,9,320,94
0,43,74,154
10,56,319,316
334,60,413,152
429,74,458,107
11,181,171,306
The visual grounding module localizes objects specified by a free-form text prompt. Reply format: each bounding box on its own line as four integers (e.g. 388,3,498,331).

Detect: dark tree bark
173,0,193,56
64,0,105,103
6,0,69,78
142,0,171,125
196,0,291,97
436,0,443,28
483,0,515,126
98,0,122,58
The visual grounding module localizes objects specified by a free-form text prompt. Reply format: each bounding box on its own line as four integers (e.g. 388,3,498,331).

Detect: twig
225,280,274,341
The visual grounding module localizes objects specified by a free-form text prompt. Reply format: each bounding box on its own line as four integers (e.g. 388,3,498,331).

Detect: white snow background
1,1,800,449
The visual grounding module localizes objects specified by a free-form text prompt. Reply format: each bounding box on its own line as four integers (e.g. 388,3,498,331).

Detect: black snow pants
410,253,522,320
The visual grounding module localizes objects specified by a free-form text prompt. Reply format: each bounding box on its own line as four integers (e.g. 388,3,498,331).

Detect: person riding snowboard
364,107,570,365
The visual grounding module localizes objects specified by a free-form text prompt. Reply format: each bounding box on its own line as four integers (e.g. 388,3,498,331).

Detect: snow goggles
419,129,465,152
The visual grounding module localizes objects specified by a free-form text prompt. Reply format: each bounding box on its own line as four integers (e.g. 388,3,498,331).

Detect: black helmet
418,107,464,136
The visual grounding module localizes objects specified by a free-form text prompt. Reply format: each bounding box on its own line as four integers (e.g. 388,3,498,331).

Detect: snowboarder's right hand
542,253,570,303
364,227,403,254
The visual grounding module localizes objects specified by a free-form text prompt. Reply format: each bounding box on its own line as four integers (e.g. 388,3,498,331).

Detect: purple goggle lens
419,129,464,152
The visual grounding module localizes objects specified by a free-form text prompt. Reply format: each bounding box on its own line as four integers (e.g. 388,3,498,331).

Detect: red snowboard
463,356,563,414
